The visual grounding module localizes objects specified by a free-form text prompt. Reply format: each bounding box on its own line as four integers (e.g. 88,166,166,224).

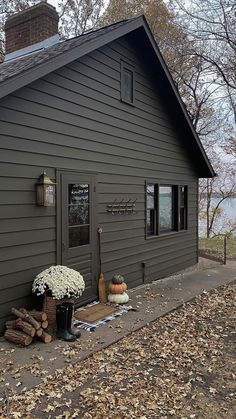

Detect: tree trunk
206,179,210,238
4,329,33,346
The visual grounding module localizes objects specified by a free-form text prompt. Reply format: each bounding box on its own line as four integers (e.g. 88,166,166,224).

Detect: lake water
199,197,236,237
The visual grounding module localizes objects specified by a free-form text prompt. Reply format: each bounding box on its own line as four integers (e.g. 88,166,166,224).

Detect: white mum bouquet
32,265,85,299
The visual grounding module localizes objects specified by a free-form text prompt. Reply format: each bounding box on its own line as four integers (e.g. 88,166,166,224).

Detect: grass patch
199,237,236,259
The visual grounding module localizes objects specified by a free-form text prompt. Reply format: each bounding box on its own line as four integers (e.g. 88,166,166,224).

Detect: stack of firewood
4,308,52,346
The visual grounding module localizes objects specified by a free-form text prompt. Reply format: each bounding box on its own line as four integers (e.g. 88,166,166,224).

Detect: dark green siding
0,36,198,332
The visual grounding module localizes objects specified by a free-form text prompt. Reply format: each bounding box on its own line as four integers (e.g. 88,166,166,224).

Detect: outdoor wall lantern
36,171,56,206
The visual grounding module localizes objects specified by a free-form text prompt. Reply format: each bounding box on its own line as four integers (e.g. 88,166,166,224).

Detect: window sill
146,229,188,240
120,98,135,107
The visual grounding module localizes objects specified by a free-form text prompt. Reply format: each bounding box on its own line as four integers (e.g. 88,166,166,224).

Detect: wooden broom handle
97,226,103,274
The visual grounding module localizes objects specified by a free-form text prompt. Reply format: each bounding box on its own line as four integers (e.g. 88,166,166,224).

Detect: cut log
19,308,41,330
37,331,52,343
15,319,36,337
6,318,36,337
28,310,47,322
5,320,18,329
4,329,33,346
11,308,41,330
36,328,43,337
41,320,48,329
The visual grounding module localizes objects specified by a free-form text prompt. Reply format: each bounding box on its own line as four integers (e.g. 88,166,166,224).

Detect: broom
97,226,107,303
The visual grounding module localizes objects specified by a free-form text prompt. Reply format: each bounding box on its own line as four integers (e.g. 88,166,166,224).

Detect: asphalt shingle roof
0,18,132,84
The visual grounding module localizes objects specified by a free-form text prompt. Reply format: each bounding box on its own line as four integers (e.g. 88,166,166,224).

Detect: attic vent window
121,62,134,104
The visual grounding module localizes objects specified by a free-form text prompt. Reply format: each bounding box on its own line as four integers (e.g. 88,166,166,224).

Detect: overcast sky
48,0,59,9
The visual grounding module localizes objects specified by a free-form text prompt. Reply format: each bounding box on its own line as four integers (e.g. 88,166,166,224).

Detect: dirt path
0,282,235,418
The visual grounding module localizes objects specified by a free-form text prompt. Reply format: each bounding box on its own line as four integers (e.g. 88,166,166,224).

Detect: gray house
0,2,214,332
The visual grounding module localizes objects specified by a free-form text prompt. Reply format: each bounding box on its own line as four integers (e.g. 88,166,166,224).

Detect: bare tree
170,0,236,90
0,0,105,57
167,0,236,238
225,137,236,159
199,156,236,238
58,0,105,38
100,0,192,81
169,0,236,142
0,0,39,60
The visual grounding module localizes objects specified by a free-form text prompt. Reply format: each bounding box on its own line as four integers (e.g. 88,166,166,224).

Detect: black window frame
120,61,135,105
146,183,158,236
145,182,188,238
179,185,188,231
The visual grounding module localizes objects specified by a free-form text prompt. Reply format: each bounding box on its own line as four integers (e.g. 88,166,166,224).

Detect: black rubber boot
63,302,81,338
56,304,76,342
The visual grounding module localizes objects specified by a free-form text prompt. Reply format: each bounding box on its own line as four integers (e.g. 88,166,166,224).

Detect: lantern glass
45,184,55,206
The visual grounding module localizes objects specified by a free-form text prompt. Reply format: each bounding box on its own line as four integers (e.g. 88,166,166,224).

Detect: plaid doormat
73,300,134,332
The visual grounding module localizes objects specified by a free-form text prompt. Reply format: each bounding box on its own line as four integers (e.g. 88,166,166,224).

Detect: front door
59,172,97,302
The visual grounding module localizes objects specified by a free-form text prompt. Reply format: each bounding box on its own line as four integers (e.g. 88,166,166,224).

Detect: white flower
32,265,85,299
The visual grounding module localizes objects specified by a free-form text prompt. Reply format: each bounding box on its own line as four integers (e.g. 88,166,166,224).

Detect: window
121,62,134,104
146,183,187,236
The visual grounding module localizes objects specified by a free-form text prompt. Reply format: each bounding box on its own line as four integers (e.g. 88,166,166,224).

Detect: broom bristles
98,273,107,303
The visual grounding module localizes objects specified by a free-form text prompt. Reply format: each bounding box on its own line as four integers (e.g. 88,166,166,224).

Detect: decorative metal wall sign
107,199,137,215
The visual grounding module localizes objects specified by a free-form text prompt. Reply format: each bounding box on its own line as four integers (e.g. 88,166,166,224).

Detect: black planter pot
33,294,44,311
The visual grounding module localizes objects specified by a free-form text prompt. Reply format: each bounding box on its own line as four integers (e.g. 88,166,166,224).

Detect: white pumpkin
108,292,129,304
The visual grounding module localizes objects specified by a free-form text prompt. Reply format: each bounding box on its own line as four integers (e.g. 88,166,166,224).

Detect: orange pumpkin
109,282,128,294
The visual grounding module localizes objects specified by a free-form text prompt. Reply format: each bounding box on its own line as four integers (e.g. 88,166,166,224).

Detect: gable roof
0,15,215,178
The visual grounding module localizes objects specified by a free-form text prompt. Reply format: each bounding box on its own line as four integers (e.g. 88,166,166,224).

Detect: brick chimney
5,1,59,55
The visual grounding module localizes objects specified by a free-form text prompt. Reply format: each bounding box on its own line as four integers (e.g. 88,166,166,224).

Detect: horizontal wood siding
0,35,198,331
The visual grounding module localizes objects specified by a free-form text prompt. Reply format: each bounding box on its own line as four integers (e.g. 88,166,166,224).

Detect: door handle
62,242,66,252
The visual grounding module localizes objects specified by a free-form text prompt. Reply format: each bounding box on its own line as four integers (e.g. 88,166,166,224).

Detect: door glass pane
69,184,89,204
68,183,90,247
159,186,173,231
69,226,89,247
69,205,89,226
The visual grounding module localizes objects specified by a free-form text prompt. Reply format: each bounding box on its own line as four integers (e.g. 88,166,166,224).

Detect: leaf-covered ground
0,282,235,418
